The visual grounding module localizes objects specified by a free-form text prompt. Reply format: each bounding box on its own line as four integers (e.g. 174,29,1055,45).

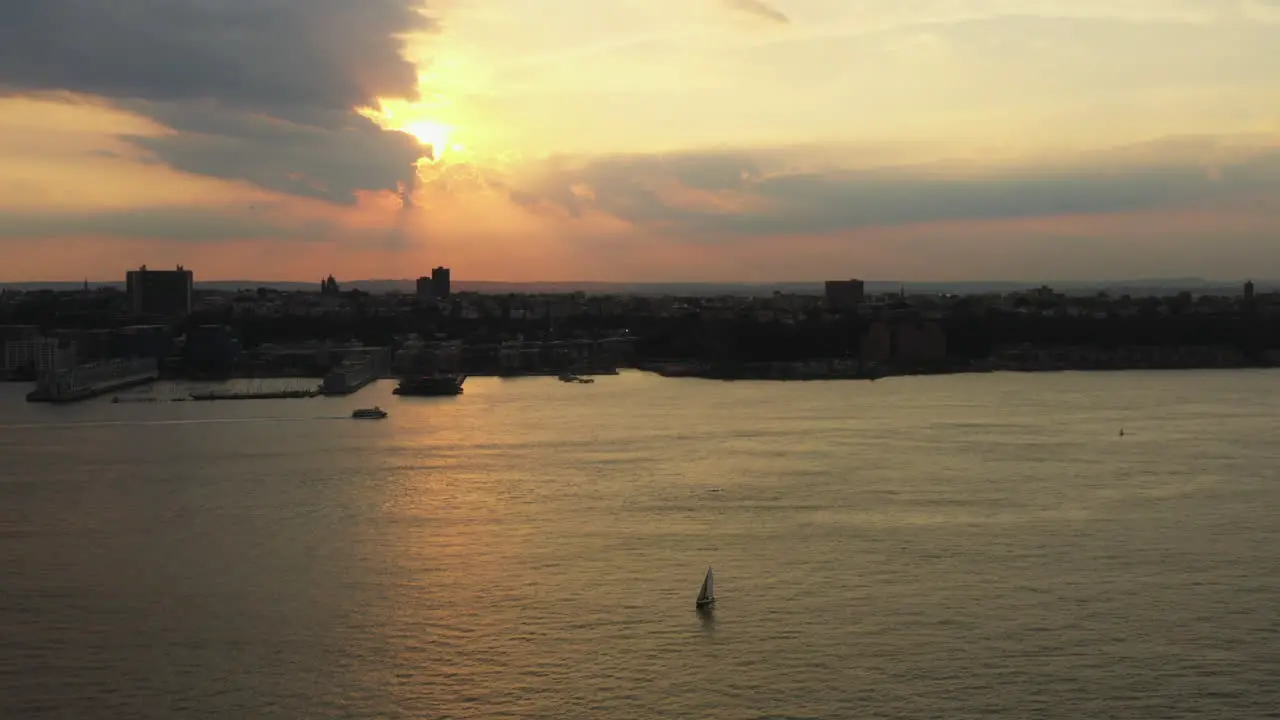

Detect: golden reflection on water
1,370,1279,717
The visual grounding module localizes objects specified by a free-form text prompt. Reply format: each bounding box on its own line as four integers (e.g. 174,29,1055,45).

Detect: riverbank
635,351,1276,381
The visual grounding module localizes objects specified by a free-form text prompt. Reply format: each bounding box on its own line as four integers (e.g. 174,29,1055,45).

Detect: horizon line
0,276,1266,288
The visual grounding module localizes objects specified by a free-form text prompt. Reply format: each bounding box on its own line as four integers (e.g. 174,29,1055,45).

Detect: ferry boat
393,374,465,396
352,406,388,419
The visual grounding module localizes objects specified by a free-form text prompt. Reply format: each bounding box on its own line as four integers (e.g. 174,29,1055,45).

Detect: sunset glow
402,120,454,160
2,0,1280,282
360,96,463,162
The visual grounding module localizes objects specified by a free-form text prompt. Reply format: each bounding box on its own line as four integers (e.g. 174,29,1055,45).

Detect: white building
3,337,67,373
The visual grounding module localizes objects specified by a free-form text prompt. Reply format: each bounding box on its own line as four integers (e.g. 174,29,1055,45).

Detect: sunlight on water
1,370,1278,718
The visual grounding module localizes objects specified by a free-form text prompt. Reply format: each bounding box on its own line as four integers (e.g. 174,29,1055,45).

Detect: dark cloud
0,0,430,114
519,139,1280,237
725,0,790,24
0,0,436,203
121,100,426,203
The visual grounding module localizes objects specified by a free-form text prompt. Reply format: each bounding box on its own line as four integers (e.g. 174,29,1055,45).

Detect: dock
320,350,388,396
27,358,161,404
188,388,320,401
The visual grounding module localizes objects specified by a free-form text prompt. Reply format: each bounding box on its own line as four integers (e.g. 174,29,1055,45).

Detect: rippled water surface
2,370,1278,718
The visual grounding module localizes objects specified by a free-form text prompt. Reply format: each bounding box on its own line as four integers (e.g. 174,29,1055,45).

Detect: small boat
695,567,716,609
352,406,388,419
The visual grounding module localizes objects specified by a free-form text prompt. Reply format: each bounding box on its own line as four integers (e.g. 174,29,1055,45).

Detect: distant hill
0,278,1267,297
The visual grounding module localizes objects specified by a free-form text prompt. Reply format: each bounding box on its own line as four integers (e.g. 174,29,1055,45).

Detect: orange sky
2,0,1279,282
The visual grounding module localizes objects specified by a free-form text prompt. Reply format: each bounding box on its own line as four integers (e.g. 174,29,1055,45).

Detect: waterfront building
321,347,391,395
858,320,947,365
28,357,159,403
0,325,40,345
860,321,892,365
3,337,66,374
895,321,947,363
113,325,174,360
184,325,242,374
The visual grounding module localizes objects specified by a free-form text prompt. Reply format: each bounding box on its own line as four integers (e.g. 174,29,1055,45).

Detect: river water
1,370,1277,718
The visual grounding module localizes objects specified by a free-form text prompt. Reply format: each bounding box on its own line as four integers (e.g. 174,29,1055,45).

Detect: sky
1,0,1278,282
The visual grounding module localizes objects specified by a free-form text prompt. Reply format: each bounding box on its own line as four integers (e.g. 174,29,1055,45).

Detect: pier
27,358,160,403
321,348,389,396
188,388,320,401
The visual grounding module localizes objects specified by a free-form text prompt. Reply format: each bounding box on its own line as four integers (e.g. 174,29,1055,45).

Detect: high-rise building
431,266,451,298
415,276,434,299
126,265,193,317
824,279,865,310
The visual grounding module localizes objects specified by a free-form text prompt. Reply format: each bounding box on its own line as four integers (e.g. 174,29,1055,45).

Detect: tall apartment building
824,279,865,311
416,266,452,300
431,266,451,298
126,265,194,317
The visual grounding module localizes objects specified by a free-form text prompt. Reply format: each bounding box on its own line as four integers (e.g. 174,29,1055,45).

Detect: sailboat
695,567,716,609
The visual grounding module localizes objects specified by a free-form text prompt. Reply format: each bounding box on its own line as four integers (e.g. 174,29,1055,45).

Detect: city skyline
2,0,1279,282
3,275,1271,299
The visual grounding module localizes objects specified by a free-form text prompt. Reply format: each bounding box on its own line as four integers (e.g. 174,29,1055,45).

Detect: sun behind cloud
401,119,455,159
360,95,467,163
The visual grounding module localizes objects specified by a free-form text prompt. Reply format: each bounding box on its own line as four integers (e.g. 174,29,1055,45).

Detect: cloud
725,0,790,24
0,206,319,243
0,0,431,113
0,0,436,203
119,100,427,204
6,129,1278,266
5,135,1280,282
513,136,1280,238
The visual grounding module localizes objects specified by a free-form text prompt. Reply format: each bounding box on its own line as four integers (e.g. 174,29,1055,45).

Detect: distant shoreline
4,364,1277,400
635,357,1276,382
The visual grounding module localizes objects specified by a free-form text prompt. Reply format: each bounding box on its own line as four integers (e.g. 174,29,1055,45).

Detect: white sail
697,567,715,605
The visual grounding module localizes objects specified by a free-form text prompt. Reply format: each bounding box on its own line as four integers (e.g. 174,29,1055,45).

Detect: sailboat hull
695,599,715,609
